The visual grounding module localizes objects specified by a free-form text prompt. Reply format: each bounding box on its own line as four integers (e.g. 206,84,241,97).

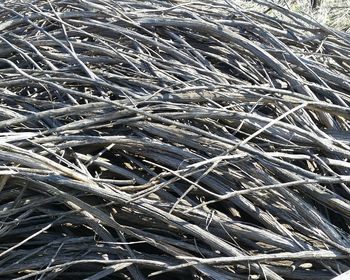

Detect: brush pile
1,0,350,279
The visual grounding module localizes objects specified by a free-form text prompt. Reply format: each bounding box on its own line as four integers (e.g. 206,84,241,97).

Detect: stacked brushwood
1,0,350,279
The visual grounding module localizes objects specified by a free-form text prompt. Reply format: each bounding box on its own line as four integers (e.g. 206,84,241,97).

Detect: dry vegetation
272,0,350,30
0,0,350,279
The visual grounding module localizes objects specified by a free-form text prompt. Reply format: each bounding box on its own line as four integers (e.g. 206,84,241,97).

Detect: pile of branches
1,0,350,279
